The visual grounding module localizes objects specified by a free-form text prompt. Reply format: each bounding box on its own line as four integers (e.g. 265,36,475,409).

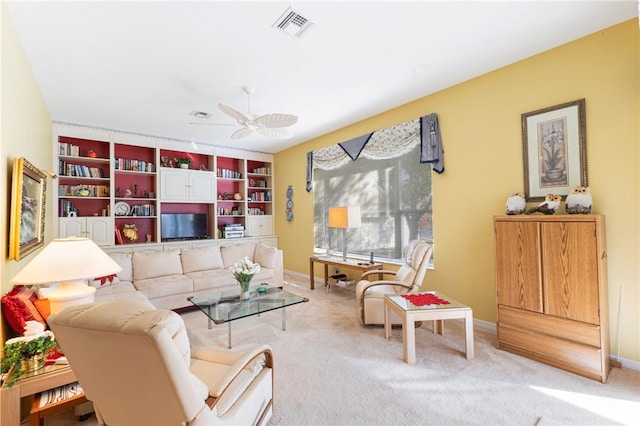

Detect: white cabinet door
189,172,216,201
160,169,190,201
246,215,273,236
59,217,85,238
86,217,114,246
160,169,215,201
59,217,113,246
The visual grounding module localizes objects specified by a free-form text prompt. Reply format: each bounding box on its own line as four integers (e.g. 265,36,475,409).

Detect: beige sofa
93,241,283,310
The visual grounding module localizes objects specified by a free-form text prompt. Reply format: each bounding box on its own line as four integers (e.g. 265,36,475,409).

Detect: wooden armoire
493,215,610,383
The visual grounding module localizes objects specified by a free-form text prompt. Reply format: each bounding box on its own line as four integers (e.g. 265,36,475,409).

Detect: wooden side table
384,291,474,364
0,364,78,426
309,255,383,290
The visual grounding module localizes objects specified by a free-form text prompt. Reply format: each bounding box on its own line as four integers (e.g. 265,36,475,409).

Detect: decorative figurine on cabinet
565,186,592,214
505,192,526,215
122,224,139,241
526,194,561,215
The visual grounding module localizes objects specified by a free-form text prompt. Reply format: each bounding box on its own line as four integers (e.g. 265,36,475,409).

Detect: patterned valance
306,113,443,192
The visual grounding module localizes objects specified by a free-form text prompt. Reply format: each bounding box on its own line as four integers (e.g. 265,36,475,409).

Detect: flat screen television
161,213,208,241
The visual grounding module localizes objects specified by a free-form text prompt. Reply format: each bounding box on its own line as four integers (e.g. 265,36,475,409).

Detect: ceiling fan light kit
195,86,298,140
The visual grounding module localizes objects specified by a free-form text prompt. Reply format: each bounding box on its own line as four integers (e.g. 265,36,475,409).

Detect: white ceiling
5,1,637,154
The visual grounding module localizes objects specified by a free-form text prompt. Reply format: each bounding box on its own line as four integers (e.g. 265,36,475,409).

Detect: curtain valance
306,113,443,192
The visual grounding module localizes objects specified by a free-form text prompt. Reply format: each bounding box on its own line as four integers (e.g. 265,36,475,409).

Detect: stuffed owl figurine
505,192,526,215
565,186,592,214
526,194,561,215
122,224,139,241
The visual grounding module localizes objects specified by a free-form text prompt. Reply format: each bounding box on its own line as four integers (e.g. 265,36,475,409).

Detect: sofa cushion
254,243,278,269
134,275,194,300
133,250,183,281
221,243,256,268
109,253,133,282
180,245,224,274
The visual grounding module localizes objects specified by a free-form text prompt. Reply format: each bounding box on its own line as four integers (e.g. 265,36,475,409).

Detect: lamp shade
11,237,123,314
328,206,361,229
11,237,122,284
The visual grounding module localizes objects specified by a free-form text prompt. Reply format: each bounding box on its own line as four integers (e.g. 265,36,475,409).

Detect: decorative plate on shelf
114,201,130,216
286,210,293,222
286,186,293,199
286,199,293,209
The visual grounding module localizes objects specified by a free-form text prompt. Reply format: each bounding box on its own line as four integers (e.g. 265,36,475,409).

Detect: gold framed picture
522,98,587,201
9,157,48,261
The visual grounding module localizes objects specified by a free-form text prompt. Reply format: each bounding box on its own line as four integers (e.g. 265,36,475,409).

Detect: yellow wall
1,3,54,345
275,19,639,363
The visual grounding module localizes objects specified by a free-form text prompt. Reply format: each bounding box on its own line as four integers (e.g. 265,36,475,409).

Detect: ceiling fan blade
189,122,234,126
256,126,293,139
231,126,254,139
254,113,298,128
218,103,250,125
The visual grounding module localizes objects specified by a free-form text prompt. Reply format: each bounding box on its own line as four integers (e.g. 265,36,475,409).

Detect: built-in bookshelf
54,126,275,246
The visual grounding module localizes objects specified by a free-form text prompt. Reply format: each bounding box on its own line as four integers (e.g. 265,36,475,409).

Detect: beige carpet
40,273,640,425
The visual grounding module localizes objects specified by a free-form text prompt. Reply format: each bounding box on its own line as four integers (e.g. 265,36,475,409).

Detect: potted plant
175,157,191,169
1,332,57,387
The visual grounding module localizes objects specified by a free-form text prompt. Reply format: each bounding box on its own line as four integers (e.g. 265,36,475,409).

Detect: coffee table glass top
385,291,469,312
187,285,308,324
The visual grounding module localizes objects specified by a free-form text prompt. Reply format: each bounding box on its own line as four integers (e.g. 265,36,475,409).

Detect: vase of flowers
229,257,261,300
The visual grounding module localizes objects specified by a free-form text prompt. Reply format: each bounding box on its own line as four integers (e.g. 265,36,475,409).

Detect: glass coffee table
188,285,308,348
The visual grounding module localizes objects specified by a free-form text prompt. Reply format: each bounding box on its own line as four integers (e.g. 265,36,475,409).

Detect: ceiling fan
192,87,298,140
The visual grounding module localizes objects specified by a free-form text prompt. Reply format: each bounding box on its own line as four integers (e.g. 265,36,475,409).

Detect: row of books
250,166,271,175
59,161,106,178
58,142,81,157
247,208,266,215
59,184,109,197
114,158,155,173
217,168,242,179
218,206,243,216
248,191,271,201
128,204,156,217
248,179,268,188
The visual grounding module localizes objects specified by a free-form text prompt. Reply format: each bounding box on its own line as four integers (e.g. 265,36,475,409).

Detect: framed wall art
9,157,48,261
521,98,587,201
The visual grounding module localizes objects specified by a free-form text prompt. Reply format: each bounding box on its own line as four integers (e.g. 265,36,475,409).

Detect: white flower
229,257,261,283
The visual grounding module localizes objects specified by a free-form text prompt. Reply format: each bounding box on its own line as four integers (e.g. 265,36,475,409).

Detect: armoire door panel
541,222,600,324
495,221,542,312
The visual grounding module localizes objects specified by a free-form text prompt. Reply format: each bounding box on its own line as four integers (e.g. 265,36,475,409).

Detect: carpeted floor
39,273,640,425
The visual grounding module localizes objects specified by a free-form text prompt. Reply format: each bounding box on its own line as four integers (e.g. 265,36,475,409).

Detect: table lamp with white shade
328,206,361,261
10,237,123,314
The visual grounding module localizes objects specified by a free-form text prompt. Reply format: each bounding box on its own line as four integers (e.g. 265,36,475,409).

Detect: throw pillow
221,243,256,268
1,286,47,335
180,245,224,274
88,274,120,289
132,250,183,281
254,243,278,269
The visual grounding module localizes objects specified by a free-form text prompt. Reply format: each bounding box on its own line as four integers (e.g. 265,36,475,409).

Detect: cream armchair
355,240,433,325
49,299,273,426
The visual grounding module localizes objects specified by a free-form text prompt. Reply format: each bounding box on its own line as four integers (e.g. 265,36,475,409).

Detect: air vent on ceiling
189,110,211,119
273,7,313,38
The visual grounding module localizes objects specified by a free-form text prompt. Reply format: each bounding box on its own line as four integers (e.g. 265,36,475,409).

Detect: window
313,143,433,263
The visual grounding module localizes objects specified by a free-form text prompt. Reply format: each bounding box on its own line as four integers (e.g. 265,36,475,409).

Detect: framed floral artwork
521,98,587,201
9,157,48,261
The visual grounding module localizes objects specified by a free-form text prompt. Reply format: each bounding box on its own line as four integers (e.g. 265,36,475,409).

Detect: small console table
309,255,383,290
0,364,81,426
